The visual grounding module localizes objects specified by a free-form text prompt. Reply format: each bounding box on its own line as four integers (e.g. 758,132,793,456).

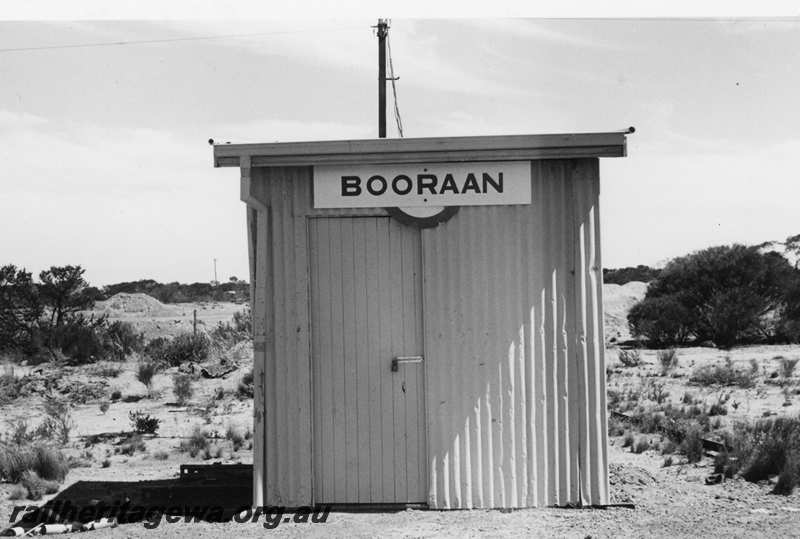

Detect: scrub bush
0,443,69,483
116,434,147,455
617,348,641,368
40,395,73,444
146,333,209,366
236,368,254,399
103,321,144,360
172,374,194,405
21,470,60,500
129,410,160,435
681,425,705,463
232,306,252,334
658,348,679,375
136,361,159,394
225,424,244,451
633,438,650,454
690,357,755,388
733,416,800,489
0,367,25,405
774,456,799,495
622,432,635,448
181,426,210,458
780,358,799,383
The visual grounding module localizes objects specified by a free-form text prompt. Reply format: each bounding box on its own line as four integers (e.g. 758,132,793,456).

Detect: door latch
391,355,423,372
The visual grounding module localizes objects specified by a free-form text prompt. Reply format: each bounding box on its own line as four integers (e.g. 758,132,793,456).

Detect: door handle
391,355,423,372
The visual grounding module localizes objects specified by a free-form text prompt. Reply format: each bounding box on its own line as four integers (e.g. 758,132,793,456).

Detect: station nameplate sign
313,161,531,209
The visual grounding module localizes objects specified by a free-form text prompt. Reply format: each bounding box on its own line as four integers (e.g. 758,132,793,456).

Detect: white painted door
309,217,426,504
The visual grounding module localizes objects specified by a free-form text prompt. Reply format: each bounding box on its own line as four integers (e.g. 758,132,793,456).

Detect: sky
1,17,800,285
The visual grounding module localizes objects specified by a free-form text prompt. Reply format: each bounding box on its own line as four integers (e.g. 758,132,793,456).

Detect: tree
628,245,800,348
38,265,95,331
628,295,692,346
0,265,43,351
603,265,661,285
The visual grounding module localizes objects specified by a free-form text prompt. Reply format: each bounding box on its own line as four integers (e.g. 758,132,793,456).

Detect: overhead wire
385,24,404,138
0,27,363,54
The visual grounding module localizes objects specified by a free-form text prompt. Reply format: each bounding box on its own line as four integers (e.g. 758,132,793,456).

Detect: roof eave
213,131,630,168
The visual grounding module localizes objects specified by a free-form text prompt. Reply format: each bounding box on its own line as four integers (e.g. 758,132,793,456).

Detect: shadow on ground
4,464,252,533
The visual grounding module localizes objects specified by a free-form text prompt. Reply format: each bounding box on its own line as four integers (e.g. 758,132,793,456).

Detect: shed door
309,217,426,504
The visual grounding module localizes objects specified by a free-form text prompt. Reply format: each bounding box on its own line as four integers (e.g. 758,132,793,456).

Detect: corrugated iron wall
246,158,608,508
421,159,607,508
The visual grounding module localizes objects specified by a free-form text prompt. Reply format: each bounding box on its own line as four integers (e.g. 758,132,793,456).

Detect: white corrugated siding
246,158,608,508
421,159,607,508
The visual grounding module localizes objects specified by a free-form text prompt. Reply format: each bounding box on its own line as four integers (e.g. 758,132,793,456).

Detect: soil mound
603,281,647,344
609,462,658,504
95,293,180,318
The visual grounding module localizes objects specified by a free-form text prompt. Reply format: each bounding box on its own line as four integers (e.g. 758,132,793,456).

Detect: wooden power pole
377,19,388,138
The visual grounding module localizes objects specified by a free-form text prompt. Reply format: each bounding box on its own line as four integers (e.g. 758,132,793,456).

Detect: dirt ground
3,295,800,537
5,440,798,538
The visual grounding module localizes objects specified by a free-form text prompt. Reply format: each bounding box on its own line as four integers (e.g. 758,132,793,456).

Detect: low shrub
143,337,169,362
232,307,252,334
116,434,147,456
129,410,160,435
226,424,244,451
99,400,110,414
617,348,641,368
202,444,222,461
633,438,650,454
774,455,799,495
181,426,210,458
210,321,249,348
780,358,799,383
708,402,728,416
8,419,35,445
730,416,800,491
103,321,144,361
88,362,123,378
136,361,159,394
236,369,254,400
663,456,674,467
21,470,60,500
636,411,664,434
172,374,194,405
658,348,679,375
110,389,122,401
40,395,73,444
49,314,108,365
622,431,635,448
147,333,210,367
607,415,626,437
750,358,760,376
690,357,755,388
644,381,669,405
661,440,678,455
713,450,738,479
0,443,69,483
8,484,28,500
101,459,111,468
681,425,704,463
0,367,25,405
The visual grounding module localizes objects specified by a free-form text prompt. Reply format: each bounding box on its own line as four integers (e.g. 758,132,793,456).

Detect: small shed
212,132,629,509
